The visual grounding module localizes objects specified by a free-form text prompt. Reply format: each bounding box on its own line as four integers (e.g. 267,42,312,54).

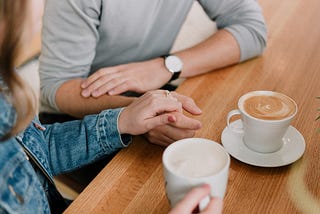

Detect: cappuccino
242,93,296,120
227,91,298,153
165,141,227,178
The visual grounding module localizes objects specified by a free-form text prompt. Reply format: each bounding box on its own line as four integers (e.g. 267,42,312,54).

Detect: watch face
165,55,183,73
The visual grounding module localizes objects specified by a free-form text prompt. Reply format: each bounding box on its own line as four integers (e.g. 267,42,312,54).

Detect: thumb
204,197,223,214
145,114,176,130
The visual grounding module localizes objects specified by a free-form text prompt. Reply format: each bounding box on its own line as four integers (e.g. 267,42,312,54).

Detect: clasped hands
80,59,202,146
118,90,202,146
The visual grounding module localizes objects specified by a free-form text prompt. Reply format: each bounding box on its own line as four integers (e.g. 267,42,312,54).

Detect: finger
203,197,223,214
147,97,183,115
141,90,174,99
144,113,177,131
81,74,118,97
108,81,138,95
158,125,196,141
92,77,127,97
169,112,202,130
146,135,173,147
171,92,202,115
144,126,176,146
81,67,118,88
170,184,211,213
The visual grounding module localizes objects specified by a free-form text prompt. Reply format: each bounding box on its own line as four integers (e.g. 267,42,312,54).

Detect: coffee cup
227,91,297,153
162,138,230,211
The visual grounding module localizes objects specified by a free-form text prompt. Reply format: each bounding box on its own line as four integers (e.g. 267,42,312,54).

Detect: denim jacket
0,91,131,213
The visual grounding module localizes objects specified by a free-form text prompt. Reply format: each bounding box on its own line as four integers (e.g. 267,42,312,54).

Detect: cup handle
227,109,244,133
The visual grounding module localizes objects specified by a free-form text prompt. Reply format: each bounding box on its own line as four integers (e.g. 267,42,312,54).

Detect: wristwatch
162,54,183,82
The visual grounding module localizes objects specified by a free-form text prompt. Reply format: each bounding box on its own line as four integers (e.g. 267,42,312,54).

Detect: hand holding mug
169,184,223,214
163,138,230,212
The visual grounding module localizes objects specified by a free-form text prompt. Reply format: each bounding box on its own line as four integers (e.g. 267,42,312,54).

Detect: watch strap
170,71,181,81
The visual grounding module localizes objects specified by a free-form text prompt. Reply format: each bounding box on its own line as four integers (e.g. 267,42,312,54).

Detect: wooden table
65,0,320,213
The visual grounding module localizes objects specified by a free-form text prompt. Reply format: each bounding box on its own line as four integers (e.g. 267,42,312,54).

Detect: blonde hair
0,0,37,140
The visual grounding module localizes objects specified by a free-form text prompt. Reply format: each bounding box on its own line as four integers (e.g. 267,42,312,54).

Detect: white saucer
221,120,305,167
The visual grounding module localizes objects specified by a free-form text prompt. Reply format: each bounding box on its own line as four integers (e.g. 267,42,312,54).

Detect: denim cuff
98,108,132,152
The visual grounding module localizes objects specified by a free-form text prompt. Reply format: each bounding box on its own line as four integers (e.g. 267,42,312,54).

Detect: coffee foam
166,142,226,178
242,93,296,120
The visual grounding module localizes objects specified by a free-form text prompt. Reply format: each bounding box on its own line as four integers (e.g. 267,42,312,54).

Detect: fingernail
81,90,89,97
168,115,176,122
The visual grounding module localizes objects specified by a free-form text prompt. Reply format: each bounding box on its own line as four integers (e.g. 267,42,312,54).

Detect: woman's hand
118,90,184,135
144,91,202,146
169,184,223,214
81,58,171,97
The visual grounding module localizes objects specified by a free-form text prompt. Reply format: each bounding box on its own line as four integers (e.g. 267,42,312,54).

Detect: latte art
243,95,296,120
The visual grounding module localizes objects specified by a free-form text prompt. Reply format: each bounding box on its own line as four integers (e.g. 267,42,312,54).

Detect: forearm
56,78,135,118
174,29,240,78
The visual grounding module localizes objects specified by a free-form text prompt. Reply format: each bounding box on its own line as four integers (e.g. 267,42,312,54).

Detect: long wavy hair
0,0,37,140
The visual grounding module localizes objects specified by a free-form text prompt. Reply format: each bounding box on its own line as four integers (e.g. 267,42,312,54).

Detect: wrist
153,57,172,83
118,108,128,134
161,54,183,82
117,108,132,145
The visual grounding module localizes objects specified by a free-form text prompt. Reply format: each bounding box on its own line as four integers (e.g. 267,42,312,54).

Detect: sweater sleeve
199,0,267,61
39,0,101,112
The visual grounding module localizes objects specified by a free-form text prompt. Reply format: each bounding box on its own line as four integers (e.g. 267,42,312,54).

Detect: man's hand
144,112,201,146
81,58,171,97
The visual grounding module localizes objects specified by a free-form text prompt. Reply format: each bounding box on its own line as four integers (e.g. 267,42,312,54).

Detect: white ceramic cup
227,91,297,153
162,138,230,211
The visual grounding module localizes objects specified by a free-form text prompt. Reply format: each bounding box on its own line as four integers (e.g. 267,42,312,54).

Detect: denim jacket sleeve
42,108,132,176
0,93,16,140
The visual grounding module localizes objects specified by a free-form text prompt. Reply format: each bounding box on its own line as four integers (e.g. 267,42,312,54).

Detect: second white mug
227,91,297,153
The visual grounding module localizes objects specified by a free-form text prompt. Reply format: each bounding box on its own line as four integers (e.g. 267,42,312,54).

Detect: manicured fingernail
168,115,176,122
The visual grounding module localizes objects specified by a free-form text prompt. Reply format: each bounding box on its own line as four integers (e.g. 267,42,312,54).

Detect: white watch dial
165,55,183,73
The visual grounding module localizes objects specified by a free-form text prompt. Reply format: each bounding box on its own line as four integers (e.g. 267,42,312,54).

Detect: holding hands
144,91,202,146
118,90,202,138
81,59,202,146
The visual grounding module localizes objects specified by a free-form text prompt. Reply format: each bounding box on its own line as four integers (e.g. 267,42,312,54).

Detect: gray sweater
39,0,267,112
